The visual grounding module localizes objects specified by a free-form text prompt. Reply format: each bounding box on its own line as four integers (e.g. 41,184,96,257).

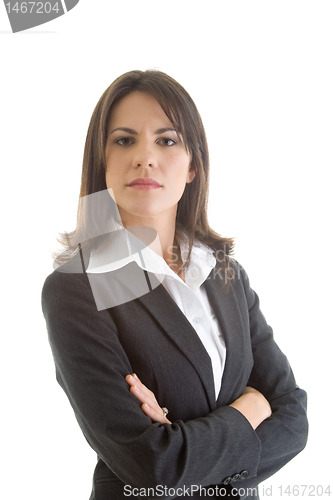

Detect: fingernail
133,373,139,380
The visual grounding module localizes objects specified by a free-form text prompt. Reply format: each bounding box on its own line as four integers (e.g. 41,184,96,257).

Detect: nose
132,143,156,169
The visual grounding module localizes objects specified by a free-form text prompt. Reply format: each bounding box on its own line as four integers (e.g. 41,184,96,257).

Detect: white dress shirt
87,231,227,400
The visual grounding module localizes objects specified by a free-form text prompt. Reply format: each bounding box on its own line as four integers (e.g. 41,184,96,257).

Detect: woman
42,70,308,499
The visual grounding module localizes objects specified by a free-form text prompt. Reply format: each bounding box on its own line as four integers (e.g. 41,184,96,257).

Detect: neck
118,208,181,271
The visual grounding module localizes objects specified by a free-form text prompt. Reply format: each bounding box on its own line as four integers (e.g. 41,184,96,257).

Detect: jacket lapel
137,276,217,412
203,271,247,406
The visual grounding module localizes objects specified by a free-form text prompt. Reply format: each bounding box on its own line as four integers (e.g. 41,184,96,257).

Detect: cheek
105,151,131,181
105,169,121,197
105,169,112,189
168,151,191,172
105,154,121,180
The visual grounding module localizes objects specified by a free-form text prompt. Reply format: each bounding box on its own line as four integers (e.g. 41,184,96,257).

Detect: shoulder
228,257,248,284
209,254,247,287
41,267,94,321
42,266,90,297
42,245,94,298
41,267,120,351
208,255,257,310
227,257,256,304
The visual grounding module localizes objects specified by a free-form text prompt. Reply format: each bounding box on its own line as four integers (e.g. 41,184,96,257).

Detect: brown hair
54,69,234,274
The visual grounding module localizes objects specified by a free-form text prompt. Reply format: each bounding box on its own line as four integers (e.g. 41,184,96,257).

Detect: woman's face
105,91,195,226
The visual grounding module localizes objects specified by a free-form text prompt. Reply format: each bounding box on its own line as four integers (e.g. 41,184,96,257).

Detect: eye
115,137,135,146
157,137,176,146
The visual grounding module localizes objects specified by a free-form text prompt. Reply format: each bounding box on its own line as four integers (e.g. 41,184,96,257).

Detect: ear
186,164,196,184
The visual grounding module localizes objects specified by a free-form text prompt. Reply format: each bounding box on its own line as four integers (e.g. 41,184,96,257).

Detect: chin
118,202,176,223
119,204,160,219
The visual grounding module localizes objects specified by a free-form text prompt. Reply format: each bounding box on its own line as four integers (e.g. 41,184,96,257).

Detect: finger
125,375,171,422
125,374,158,403
141,403,171,424
125,374,135,387
125,373,140,384
125,374,144,388
129,385,160,412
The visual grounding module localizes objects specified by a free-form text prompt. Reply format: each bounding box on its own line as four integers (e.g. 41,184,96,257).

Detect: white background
1,1,332,499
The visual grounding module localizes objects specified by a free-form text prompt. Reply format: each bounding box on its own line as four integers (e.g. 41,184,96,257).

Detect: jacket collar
203,269,247,406
137,275,217,412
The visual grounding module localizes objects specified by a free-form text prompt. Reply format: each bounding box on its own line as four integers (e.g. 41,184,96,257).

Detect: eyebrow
109,127,177,135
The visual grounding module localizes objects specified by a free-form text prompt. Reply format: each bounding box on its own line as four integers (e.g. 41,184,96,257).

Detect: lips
127,178,162,190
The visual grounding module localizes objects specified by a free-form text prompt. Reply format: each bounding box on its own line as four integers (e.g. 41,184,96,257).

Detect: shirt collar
86,227,216,292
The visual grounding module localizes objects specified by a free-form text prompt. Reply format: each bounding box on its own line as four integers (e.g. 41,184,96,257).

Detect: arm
42,270,262,490
125,261,308,491
229,386,272,430
236,263,308,488
126,376,271,430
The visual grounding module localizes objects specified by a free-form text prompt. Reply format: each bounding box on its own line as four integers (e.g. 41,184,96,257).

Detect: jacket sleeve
42,270,262,490
234,263,308,492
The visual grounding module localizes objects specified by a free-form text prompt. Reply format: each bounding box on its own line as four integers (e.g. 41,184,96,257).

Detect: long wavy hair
54,69,234,275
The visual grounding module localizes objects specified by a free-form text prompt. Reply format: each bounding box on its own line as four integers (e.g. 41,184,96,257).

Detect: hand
125,373,171,424
229,386,272,430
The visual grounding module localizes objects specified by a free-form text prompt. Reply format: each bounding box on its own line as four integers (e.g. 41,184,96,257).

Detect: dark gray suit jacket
41,257,308,499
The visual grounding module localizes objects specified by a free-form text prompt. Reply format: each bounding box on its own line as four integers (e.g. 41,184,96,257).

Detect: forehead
108,91,173,130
